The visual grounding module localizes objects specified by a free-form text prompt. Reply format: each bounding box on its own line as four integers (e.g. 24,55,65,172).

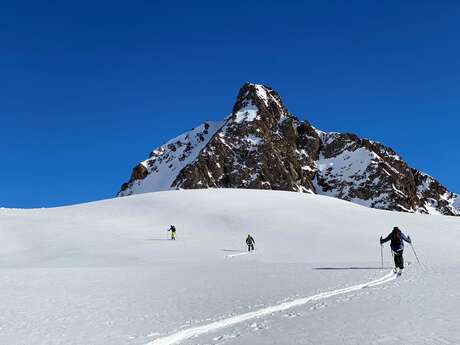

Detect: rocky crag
118,83,459,216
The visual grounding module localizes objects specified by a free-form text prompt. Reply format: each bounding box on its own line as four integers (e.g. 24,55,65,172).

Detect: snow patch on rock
316,148,376,183
234,101,259,123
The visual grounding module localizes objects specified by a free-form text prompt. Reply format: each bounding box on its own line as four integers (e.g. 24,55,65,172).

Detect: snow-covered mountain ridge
118,83,459,216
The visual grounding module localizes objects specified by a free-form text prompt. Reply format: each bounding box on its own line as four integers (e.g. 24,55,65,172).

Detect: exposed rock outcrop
118,83,459,216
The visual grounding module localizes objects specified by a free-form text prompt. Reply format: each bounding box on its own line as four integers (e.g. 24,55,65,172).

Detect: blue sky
1,0,459,208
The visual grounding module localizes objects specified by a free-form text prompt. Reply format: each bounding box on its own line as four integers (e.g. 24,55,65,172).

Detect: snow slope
1,190,460,345
118,121,223,196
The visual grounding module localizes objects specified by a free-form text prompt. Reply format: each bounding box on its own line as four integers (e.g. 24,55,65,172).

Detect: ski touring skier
380,226,412,275
168,225,177,241
246,234,255,252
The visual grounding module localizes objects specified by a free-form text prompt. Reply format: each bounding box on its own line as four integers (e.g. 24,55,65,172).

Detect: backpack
393,229,401,246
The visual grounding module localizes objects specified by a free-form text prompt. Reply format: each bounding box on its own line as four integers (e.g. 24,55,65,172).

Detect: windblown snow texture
118,83,459,216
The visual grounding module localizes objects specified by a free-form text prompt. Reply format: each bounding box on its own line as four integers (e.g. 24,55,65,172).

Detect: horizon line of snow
144,270,397,345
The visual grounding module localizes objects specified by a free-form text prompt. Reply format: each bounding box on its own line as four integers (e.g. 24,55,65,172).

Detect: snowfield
1,189,460,345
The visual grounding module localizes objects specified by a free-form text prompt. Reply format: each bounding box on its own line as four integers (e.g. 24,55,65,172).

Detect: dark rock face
173,83,320,193
120,164,149,192
118,83,459,216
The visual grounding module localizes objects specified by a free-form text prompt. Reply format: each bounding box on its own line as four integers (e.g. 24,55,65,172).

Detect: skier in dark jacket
246,234,255,252
380,227,411,274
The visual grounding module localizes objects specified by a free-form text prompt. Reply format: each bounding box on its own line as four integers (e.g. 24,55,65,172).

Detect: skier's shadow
313,266,392,270
221,249,246,253
145,238,171,241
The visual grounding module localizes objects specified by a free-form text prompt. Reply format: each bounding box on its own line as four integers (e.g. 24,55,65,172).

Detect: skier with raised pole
380,226,412,275
168,225,177,241
246,234,255,252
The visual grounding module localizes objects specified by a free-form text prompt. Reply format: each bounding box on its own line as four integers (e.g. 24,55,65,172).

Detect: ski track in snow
145,270,397,345
226,251,255,258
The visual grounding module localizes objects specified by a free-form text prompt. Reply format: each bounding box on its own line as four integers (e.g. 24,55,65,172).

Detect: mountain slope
2,189,460,345
118,121,223,196
118,83,459,216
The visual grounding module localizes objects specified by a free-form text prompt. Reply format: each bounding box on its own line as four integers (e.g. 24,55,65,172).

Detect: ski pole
410,243,421,266
380,244,384,269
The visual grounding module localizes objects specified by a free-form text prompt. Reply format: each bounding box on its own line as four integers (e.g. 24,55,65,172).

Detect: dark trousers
247,244,254,251
393,250,404,269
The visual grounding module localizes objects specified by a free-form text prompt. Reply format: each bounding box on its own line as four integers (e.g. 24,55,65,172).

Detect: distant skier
380,227,411,274
168,225,176,241
246,234,255,252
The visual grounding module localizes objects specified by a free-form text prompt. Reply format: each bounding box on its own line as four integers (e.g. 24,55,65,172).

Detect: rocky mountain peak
229,83,290,125
118,83,459,216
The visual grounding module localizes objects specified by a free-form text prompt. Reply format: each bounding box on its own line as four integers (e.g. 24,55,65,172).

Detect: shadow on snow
145,238,171,241
313,266,392,270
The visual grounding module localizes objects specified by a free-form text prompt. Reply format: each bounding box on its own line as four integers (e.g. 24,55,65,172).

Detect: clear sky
1,0,459,208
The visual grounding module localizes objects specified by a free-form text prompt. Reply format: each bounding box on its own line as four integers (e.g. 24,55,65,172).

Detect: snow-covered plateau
1,189,460,345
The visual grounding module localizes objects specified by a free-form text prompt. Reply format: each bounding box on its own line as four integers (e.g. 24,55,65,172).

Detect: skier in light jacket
168,225,177,241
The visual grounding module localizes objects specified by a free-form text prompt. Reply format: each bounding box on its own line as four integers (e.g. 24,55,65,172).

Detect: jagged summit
230,83,289,123
118,83,459,216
